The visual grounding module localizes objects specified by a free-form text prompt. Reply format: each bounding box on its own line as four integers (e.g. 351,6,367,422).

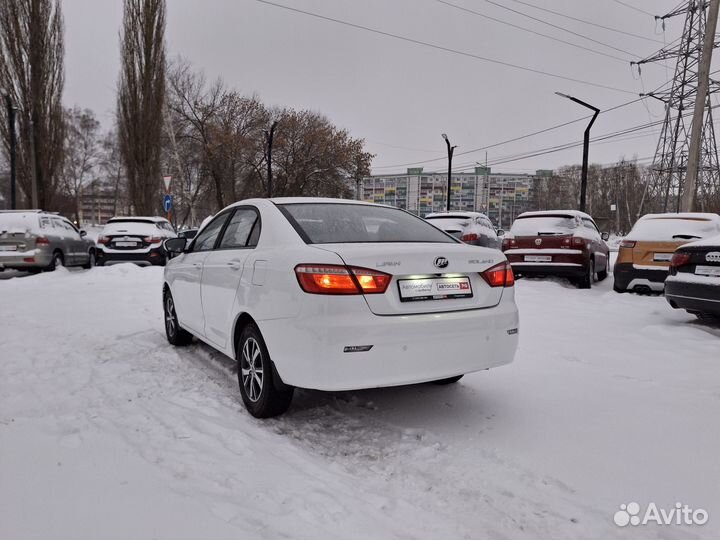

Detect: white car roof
517,209,594,220
425,211,490,219
108,216,170,223
637,212,720,222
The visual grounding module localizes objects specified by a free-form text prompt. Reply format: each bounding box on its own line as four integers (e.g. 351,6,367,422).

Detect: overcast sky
62,0,705,175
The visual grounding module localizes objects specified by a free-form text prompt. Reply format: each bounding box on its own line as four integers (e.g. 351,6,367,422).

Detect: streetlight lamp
264,120,278,198
4,94,17,209
441,133,457,211
554,92,600,212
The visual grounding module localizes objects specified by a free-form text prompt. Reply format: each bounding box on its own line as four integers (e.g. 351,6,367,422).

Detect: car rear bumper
97,246,165,266
665,275,720,316
613,262,668,291
259,293,519,391
0,248,52,270
508,262,585,276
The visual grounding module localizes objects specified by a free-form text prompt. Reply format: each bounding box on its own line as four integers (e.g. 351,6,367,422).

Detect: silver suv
0,210,97,272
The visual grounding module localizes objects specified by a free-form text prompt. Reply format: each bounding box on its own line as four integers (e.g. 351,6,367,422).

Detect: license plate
524,255,552,263
397,276,473,302
0,245,17,251
653,253,673,262
115,241,138,247
695,265,720,277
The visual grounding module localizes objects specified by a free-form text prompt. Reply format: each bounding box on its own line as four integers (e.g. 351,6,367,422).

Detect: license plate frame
397,276,473,302
695,265,720,277
0,245,18,251
524,255,552,263
115,241,138,248
653,253,673,262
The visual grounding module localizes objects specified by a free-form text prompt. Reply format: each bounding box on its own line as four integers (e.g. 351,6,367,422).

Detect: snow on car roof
636,212,720,222
678,233,720,249
516,209,594,220
108,216,170,223
425,211,490,219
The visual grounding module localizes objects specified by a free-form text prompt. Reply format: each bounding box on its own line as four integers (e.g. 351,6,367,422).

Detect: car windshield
279,203,457,244
628,217,719,241
510,215,578,236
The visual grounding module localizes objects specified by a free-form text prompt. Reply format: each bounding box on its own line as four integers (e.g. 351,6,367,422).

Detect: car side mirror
80,230,87,238
496,229,505,237
164,237,188,254
601,232,610,241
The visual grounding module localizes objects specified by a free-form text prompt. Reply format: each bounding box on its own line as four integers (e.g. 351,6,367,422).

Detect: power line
372,96,648,170
435,0,630,63
480,0,641,58
255,0,638,95
505,0,664,44
612,0,656,18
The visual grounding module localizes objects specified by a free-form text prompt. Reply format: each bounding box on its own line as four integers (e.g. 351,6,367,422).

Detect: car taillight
144,236,161,243
294,264,391,295
35,236,50,246
620,240,636,249
481,261,515,287
462,233,479,242
572,237,586,246
98,236,109,245
502,238,517,251
670,252,691,268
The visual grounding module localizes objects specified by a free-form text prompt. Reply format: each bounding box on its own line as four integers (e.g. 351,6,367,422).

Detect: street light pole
442,133,457,211
555,92,600,212
4,95,17,209
264,121,278,198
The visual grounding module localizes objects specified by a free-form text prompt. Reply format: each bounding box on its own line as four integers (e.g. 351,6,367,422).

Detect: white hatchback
162,198,519,417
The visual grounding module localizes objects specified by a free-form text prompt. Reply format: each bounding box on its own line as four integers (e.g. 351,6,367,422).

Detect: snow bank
1,267,718,539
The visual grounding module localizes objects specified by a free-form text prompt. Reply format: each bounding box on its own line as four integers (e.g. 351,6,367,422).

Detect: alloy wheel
240,337,264,402
165,295,177,339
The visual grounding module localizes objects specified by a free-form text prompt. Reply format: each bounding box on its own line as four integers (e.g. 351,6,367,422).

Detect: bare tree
117,0,166,216
0,0,65,209
60,107,99,223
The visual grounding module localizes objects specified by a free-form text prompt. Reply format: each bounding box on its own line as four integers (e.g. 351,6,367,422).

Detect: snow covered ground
1,266,718,540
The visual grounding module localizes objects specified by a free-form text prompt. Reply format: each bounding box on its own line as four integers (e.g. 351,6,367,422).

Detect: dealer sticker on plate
397,276,473,302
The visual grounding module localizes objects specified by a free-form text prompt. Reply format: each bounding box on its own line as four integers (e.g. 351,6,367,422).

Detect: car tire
82,250,95,270
596,259,608,281
45,251,64,272
432,375,464,385
613,281,625,293
577,259,594,289
163,290,193,346
237,323,294,418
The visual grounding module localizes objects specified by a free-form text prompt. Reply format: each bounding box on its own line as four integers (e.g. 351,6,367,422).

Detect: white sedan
162,198,519,417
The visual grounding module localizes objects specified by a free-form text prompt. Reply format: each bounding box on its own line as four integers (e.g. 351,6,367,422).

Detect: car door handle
227,260,243,270
192,262,202,268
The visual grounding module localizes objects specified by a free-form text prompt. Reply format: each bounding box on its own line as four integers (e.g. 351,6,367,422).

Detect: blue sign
163,194,173,213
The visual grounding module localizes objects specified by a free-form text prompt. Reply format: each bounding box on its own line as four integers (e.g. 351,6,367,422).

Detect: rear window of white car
102,221,162,236
627,218,720,241
511,215,579,236
0,213,43,234
278,203,457,244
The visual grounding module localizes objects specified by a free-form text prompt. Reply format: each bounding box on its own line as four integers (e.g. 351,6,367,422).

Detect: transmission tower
634,0,720,214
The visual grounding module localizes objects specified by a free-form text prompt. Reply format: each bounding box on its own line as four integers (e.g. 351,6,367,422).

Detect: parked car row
0,210,205,272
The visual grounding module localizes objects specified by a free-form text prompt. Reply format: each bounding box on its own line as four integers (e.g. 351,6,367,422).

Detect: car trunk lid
313,243,507,315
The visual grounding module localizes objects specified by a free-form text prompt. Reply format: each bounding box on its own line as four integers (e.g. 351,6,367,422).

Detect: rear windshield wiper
672,234,702,240
538,231,564,236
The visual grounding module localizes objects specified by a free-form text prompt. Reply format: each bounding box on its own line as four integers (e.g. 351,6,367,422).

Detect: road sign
163,175,172,191
163,194,173,213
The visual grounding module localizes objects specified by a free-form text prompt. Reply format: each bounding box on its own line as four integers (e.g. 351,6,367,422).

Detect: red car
502,210,610,288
